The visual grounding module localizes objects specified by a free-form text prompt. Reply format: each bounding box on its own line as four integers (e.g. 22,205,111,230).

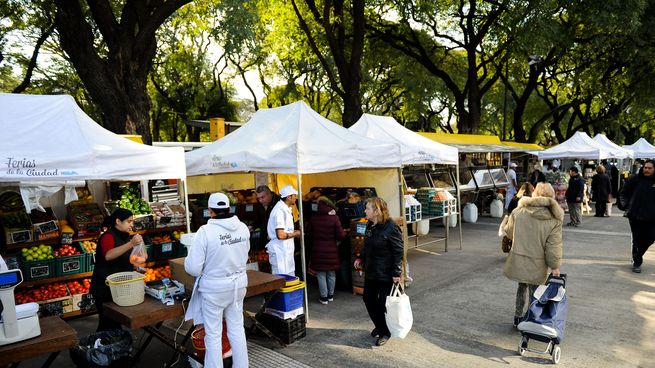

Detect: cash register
0,269,41,346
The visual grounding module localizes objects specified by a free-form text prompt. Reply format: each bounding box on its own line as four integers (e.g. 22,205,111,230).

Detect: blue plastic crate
267,281,305,312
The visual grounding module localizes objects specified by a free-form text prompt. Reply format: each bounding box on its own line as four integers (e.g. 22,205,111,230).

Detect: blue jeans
316,271,336,298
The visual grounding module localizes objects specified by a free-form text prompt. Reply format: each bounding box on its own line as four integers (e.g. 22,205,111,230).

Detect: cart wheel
518,336,528,356
551,345,561,364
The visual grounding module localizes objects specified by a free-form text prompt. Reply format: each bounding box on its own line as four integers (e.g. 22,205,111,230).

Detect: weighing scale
0,269,41,346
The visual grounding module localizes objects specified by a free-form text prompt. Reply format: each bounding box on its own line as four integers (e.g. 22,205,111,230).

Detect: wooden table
0,316,78,367
103,270,286,366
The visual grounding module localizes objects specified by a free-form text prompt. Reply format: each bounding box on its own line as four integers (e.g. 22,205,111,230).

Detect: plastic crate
80,245,95,272
266,281,305,312
55,244,87,277
258,313,306,344
153,240,178,261
20,258,55,281
177,243,188,257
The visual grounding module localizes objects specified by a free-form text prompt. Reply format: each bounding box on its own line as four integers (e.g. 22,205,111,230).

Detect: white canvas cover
592,134,633,159
0,93,186,182
349,114,458,165
186,101,401,175
538,132,610,160
623,138,655,159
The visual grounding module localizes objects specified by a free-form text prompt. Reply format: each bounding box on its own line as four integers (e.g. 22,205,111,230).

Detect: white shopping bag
385,283,413,339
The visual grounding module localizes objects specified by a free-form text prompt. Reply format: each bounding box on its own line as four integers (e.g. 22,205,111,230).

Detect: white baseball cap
510,162,517,168
280,185,298,198
208,192,230,209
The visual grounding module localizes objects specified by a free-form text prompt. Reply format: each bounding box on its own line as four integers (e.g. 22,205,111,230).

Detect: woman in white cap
505,162,518,210
184,192,250,368
266,185,301,275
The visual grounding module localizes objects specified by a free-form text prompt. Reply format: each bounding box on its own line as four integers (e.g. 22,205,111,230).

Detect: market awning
501,141,543,151
418,133,528,153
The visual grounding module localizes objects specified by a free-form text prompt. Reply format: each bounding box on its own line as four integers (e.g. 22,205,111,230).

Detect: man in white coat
184,192,250,368
266,185,301,275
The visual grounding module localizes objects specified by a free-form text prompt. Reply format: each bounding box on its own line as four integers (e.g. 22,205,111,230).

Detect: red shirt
100,233,116,259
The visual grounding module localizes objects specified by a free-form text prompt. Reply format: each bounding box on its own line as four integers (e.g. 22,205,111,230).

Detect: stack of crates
404,195,422,223
416,188,446,217
265,274,305,319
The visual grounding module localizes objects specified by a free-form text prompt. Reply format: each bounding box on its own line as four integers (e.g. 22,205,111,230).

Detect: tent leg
398,167,408,280
456,163,463,250
297,174,309,322
183,179,191,234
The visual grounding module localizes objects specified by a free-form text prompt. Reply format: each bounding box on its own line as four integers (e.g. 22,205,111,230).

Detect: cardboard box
169,257,195,291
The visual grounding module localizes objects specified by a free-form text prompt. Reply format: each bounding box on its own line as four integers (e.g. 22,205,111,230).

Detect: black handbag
501,236,512,253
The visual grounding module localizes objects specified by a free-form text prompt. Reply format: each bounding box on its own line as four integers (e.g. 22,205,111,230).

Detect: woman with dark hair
354,197,403,346
507,182,535,214
90,208,142,331
308,196,346,305
591,165,612,217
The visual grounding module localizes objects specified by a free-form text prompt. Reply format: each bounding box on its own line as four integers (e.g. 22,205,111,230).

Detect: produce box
20,258,55,281
1,211,33,244
80,240,97,272
67,279,91,311
151,201,188,228
68,202,104,237
54,244,86,277
0,190,24,212
39,295,73,317
258,313,306,344
149,233,177,260
30,207,60,241
169,257,194,291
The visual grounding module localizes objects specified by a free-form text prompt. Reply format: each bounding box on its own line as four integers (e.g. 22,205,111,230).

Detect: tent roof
349,114,458,165
537,132,611,160
592,134,633,159
623,138,655,159
0,94,186,182
185,101,401,176
502,141,543,151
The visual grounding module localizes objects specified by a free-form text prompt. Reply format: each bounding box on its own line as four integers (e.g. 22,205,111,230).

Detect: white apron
266,239,295,276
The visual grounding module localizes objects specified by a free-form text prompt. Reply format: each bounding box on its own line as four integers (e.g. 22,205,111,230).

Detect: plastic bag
129,241,147,266
385,283,413,339
69,329,132,367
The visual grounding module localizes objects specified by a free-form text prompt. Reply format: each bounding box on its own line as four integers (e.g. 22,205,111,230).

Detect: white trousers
268,242,295,276
201,288,248,368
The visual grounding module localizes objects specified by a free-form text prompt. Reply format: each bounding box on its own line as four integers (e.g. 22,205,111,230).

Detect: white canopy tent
623,138,655,159
349,113,462,249
592,134,633,159
538,132,611,160
0,94,188,224
0,94,186,182
349,114,458,165
185,101,402,319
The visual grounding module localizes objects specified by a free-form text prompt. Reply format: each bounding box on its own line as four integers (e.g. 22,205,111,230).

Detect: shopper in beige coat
502,182,563,327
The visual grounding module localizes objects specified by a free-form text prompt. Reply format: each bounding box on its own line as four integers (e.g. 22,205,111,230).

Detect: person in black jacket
529,165,547,188
90,208,142,331
565,166,585,227
353,197,403,346
591,165,612,217
619,160,655,273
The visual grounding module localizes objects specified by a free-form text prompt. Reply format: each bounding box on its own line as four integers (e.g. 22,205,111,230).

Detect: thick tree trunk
53,0,190,145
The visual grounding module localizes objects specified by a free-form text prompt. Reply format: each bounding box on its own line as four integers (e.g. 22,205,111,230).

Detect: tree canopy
3,0,655,144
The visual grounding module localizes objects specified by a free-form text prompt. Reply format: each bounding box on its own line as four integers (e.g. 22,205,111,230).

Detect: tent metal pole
398,167,408,279
456,162,463,250
183,178,191,234
296,173,309,322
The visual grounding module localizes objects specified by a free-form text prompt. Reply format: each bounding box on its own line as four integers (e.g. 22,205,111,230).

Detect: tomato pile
66,279,90,295
54,244,81,257
15,282,70,304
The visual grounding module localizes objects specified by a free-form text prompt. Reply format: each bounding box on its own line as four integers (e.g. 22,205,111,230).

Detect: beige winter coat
502,196,564,285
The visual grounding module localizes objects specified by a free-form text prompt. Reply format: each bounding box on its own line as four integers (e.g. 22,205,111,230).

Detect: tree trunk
53,0,191,145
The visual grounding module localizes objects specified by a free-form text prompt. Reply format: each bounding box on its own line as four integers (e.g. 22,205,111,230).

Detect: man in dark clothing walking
565,166,585,227
619,160,655,273
591,165,612,217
